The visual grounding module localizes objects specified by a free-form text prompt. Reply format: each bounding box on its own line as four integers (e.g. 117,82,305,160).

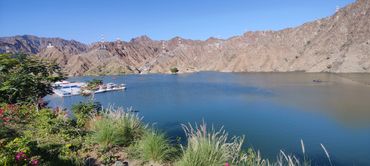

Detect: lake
46,72,370,165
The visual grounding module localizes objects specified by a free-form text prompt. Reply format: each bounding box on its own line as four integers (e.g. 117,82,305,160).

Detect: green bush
0,54,64,105
0,104,38,144
170,67,179,74
72,101,101,128
91,117,119,149
0,136,41,166
176,122,244,166
22,109,84,165
91,108,145,149
86,79,103,90
133,130,177,164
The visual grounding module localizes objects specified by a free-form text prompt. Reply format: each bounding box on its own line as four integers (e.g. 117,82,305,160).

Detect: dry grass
176,121,244,166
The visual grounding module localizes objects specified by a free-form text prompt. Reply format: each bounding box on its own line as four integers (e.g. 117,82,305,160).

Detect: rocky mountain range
0,0,369,76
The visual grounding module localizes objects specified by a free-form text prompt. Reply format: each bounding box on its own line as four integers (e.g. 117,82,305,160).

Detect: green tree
0,54,64,107
86,79,103,90
170,67,179,74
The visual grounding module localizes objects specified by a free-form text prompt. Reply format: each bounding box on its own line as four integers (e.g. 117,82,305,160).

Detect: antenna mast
162,41,166,53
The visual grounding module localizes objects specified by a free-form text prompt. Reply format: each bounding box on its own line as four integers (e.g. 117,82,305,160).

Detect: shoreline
66,70,370,77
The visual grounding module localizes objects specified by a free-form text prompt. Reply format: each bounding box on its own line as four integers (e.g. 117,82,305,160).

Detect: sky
0,0,355,44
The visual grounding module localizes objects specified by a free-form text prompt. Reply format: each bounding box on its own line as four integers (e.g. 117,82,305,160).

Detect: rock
113,161,129,166
84,157,96,166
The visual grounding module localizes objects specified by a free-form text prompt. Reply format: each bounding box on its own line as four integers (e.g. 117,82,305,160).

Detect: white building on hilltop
47,43,54,48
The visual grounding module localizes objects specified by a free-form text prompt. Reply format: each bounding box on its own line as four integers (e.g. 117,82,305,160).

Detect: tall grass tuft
238,148,270,166
133,130,177,164
301,139,311,166
176,121,244,166
276,150,301,166
90,107,145,149
320,143,332,166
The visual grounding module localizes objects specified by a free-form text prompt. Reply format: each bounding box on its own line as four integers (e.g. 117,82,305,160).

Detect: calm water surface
46,72,370,165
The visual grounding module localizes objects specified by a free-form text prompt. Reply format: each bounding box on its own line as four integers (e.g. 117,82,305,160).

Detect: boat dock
52,81,126,97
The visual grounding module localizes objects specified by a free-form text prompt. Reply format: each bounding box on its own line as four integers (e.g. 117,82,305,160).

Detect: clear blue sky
0,0,355,43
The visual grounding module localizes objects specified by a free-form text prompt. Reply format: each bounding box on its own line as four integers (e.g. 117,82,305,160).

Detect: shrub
0,104,37,140
0,136,40,166
86,79,103,90
0,54,64,105
133,130,177,164
91,108,145,149
72,101,101,128
90,117,118,149
170,67,179,74
22,109,84,165
176,122,244,166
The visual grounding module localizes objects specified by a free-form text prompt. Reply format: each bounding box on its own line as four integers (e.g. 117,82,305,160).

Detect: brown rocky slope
0,0,369,76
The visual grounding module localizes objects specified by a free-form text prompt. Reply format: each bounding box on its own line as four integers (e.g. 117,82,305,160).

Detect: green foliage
4,137,32,154
58,143,83,165
132,130,177,164
91,108,145,149
177,122,244,166
19,109,85,165
100,152,118,165
238,148,269,166
0,136,40,166
91,117,119,149
24,109,82,144
0,54,64,104
0,104,37,141
86,79,103,90
72,101,101,128
170,67,179,74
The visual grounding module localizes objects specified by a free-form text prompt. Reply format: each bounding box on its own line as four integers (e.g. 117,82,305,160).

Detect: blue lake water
46,72,370,165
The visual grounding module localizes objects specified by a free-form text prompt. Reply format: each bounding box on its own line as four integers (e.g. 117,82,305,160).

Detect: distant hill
1,0,369,76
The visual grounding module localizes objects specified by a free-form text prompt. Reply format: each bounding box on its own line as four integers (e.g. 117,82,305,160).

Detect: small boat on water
94,83,126,94
106,83,126,91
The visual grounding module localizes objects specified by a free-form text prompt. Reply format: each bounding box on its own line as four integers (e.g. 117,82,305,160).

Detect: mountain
0,35,88,68
0,35,87,54
0,0,369,76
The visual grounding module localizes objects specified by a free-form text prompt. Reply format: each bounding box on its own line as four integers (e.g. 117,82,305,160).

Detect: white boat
94,83,126,93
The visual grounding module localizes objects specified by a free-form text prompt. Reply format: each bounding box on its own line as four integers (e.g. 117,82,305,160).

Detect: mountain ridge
1,0,369,76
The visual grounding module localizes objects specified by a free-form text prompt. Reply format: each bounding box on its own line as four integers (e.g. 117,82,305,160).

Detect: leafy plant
0,54,64,107
72,101,101,128
0,136,40,166
19,108,85,165
133,130,177,164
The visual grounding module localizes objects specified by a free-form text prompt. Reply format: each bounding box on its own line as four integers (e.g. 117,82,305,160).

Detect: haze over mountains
0,0,369,76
